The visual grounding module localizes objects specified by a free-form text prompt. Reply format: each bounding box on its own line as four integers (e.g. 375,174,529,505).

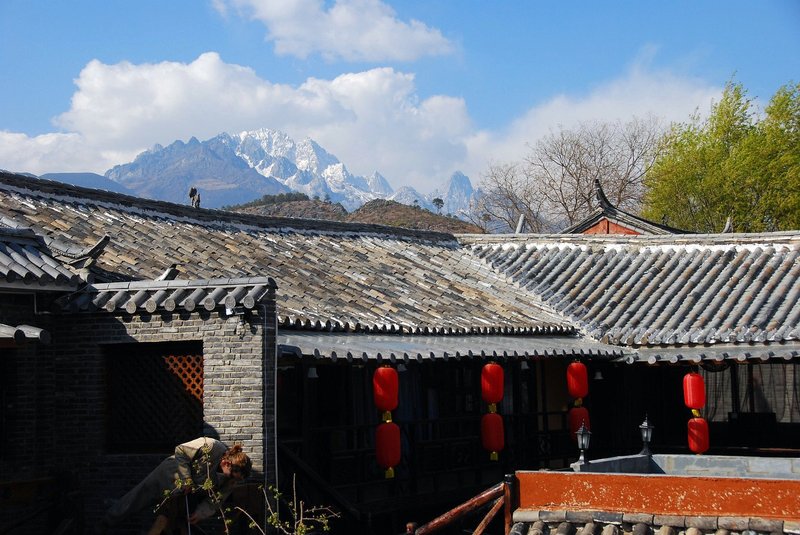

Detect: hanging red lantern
481,363,504,408
683,372,706,410
481,413,504,461
373,366,399,421
568,406,591,442
567,362,589,399
687,417,709,454
376,422,401,478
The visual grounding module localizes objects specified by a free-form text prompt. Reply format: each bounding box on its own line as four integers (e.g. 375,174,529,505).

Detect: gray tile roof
0,172,572,334
278,332,627,362
629,343,800,365
57,277,276,314
0,323,51,344
461,233,800,346
510,513,790,535
0,227,83,290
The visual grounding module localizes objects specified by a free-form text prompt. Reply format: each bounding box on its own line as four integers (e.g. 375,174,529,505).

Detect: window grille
105,342,203,453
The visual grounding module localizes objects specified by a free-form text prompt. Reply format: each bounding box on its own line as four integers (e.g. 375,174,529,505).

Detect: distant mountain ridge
235,197,484,234
40,129,481,217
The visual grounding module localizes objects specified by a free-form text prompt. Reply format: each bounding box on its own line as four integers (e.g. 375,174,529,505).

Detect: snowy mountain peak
295,138,340,174
445,171,472,192
367,171,394,196
101,128,479,217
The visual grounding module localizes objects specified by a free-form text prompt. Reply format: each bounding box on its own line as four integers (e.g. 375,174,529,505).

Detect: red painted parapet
515,471,800,521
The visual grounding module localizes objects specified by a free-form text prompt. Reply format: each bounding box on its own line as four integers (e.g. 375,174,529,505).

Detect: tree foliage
642,81,800,232
471,117,662,232
222,192,310,210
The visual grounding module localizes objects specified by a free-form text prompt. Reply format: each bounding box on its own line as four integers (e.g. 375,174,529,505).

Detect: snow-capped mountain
389,186,434,211
105,136,290,207
220,129,391,210
101,128,480,215
430,171,476,217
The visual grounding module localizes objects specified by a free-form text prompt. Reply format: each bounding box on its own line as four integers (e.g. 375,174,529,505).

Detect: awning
277,332,628,362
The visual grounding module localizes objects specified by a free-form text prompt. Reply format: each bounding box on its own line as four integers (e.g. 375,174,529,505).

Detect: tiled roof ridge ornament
721,216,733,233
594,178,614,212
45,234,110,265
156,263,181,281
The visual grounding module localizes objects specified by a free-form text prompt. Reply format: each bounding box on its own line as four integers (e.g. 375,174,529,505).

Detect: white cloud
3,53,471,188
1,52,723,194
462,62,723,184
216,0,455,62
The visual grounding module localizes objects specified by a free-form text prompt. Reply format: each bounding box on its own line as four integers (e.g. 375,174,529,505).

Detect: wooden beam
415,483,503,535
472,497,503,535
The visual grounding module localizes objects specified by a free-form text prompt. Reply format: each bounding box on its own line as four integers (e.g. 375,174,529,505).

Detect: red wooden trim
516,471,800,520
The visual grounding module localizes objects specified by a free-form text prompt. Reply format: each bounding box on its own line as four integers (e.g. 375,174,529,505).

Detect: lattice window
105,341,203,453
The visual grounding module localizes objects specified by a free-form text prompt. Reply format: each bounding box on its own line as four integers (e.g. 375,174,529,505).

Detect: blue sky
1,0,798,193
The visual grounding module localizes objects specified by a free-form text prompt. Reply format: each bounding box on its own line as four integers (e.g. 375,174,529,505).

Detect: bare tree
476,116,663,231
465,162,550,233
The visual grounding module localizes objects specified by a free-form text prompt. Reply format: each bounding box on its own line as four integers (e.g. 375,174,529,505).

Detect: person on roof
95,437,251,534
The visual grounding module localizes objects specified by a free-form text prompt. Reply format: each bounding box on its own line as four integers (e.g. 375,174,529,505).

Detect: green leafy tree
432,197,444,213
643,81,800,232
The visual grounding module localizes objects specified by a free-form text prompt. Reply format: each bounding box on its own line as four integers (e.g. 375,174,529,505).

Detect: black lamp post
576,421,591,464
639,415,654,456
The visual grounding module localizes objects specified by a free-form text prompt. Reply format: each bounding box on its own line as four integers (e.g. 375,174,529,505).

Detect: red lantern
481,363,504,406
683,372,706,410
567,362,589,399
373,367,399,420
481,413,504,460
687,417,709,454
376,422,401,478
568,406,591,442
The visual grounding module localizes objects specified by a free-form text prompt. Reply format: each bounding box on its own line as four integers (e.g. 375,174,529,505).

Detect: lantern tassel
574,397,583,407
385,467,395,479
382,410,392,422
488,402,497,414
489,451,499,461
691,409,701,417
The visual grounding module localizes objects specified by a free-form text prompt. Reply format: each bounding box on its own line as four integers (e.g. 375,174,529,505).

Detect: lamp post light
639,415,654,456
576,421,591,464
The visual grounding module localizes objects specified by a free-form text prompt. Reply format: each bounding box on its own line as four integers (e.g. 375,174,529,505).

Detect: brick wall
0,293,59,534
0,293,57,475
1,291,277,533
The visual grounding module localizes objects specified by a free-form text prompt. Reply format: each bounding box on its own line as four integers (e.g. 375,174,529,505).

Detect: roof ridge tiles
0,171,457,243
85,275,277,291
458,231,800,247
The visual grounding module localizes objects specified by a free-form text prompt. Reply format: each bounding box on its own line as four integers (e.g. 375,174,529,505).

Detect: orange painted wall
583,219,641,235
516,471,800,520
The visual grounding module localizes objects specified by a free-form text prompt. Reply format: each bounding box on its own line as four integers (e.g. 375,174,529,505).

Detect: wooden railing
414,474,515,535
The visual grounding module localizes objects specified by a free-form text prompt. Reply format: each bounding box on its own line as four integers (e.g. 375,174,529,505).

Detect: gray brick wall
0,292,276,533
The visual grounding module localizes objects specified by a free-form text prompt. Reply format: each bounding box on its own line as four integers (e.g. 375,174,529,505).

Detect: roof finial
156,263,180,281
594,179,613,210
515,214,526,234
721,216,733,233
